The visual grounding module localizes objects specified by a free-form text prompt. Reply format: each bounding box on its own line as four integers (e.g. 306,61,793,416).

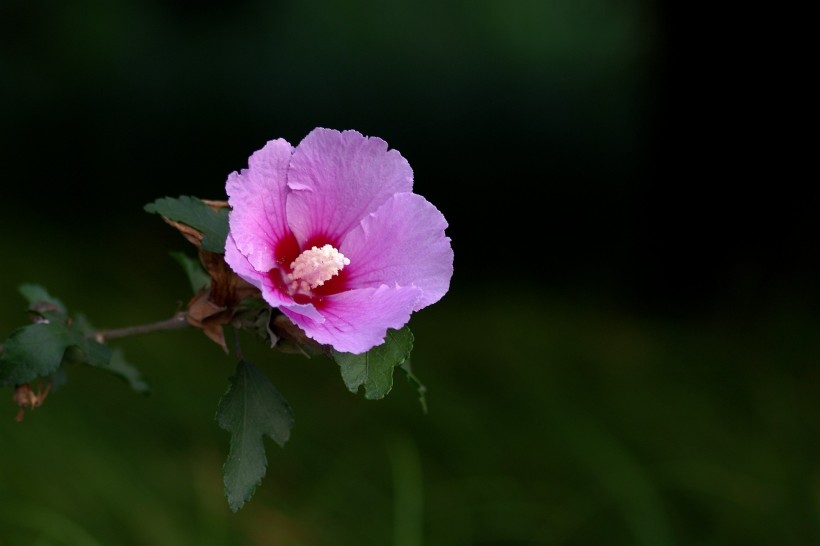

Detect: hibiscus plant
0,128,453,511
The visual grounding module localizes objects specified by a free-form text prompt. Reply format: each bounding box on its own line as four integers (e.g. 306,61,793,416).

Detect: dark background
1,0,813,312
1,1,817,545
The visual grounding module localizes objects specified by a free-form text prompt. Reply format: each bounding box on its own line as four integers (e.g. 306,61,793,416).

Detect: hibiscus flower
224,128,453,354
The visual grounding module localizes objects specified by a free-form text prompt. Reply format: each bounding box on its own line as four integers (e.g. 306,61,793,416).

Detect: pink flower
224,128,454,354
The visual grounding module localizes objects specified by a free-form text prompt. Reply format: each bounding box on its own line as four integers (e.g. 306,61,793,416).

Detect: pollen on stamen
287,244,350,292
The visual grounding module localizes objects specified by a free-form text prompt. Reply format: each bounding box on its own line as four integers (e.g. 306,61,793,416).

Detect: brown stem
93,312,189,342
0,313,190,355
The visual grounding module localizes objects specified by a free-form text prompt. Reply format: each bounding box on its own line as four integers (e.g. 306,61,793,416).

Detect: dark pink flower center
270,232,350,307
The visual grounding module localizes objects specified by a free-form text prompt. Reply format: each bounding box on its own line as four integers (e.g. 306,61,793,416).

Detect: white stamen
287,244,350,292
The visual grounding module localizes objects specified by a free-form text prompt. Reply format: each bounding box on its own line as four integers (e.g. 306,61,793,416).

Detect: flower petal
226,234,309,310
285,128,413,245
279,301,325,324
341,193,453,310
226,138,294,273
282,285,422,354
224,233,263,290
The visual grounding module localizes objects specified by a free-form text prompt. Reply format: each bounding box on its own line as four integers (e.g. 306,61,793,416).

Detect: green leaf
398,360,428,414
18,284,66,312
63,315,111,368
71,314,148,393
169,251,211,292
234,302,277,348
105,348,150,394
48,367,68,392
81,339,112,368
71,313,95,335
332,327,414,400
215,360,294,511
18,284,67,320
0,294,147,391
144,196,229,253
0,323,76,386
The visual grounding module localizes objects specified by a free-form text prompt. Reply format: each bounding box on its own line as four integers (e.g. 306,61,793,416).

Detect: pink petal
226,138,294,273
278,301,325,324
285,128,413,246
224,233,263,290
281,285,422,354
341,193,453,310
226,234,306,310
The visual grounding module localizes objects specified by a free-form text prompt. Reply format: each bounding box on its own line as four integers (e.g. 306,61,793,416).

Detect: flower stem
0,313,190,357
93,312,189,342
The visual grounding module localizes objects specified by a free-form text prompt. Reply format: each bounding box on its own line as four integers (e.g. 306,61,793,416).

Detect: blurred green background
1,1,817,545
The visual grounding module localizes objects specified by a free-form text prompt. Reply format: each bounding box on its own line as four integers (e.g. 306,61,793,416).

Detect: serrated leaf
215,360,294,511
399,360,428,414
169,251,211,292
332,327,414,400
144,196,229,253
0,323,76,386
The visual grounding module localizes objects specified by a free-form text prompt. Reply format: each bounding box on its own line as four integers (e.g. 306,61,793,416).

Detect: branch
0,313,191,357
92,312,190,342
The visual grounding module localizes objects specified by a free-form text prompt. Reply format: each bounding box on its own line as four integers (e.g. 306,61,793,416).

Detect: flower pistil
286,244,350,295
